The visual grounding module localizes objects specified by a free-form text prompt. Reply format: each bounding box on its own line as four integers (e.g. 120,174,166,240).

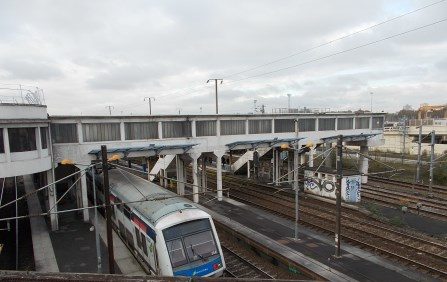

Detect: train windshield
164,219,218,268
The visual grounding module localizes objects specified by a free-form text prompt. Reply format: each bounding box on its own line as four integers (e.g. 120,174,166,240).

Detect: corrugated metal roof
88,144,196,156
320,133,379,143
226,137,304,150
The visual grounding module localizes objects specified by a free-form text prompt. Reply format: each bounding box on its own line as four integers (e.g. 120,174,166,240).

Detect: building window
125,122,158,140
298,119,316,132
8,128,37,152
83,123,121,142
51,123,78,143
220,120,246,135
162,121,192,138
274,119,295,133
196,121,216,136
372,117,384,129
249,120,272,134
0,129,4,153
337,118,353,130
355,117,370,129
40,127,48,149
318,118,336,131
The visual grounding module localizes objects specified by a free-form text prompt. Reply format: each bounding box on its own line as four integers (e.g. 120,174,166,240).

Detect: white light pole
287,93,291,112
370,92,373,112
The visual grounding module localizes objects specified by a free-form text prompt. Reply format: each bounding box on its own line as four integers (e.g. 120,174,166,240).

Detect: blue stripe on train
173,257,222,277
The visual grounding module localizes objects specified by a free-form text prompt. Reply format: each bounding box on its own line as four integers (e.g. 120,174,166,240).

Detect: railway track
362,184,447,221
204,172,447,279
221,245,275,279
369,176,447,199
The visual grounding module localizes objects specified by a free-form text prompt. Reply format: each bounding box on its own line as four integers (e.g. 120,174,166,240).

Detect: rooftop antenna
105,105,114,116
254,99,258,113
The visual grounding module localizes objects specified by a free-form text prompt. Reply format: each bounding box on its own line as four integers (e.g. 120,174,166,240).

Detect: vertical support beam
46,169,58,231
175,156,185,195
272,147,276,184
79,171,89,222
308,149,314,168
201,157,207,193
415,125,422,184
14,176,18,270
191,155,199,203
245,119,249,135
335,135,343,258
77,122,84,143
293,146,299,240
359,145,369,184
324,143,332,168
158,121,163,139
4,128,11,162
429,130,435,197
36,127,42,158
216,119,221,137
120,122,125,141
146,158,151,182
191,120,197,138
101,145,115,274
287,151,292,183
214,151,224,201
247,157,251,179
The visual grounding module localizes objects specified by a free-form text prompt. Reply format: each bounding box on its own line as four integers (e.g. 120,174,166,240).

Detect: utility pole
144,97,155,115
416,125,422,184
101,145,115,274
293,119,299,240
429,130,435,197
207,79,223,114
335,135,343,257
92,166,102,273
370,92,373,112
401,118,407,164
105,105,114,116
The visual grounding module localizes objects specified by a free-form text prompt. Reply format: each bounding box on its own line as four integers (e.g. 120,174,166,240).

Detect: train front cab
156,211,226,277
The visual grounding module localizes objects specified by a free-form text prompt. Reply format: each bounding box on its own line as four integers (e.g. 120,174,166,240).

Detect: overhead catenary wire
220,0,447,79
224,18,447,85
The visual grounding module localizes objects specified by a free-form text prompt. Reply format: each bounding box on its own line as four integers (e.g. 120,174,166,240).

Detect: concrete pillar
175,156,185,195
201,157,207,193
77,123,83,143
79,171,89,222
191,155,199,203
308,149,314,168
3,128,11,162
359,145,369,184
36,127,42,158
214,151,224,201
163,169,168,188
46,169,58,231
120,122,125,141
324,143,332,168
146,158,151,181
158,122,163,139
247,159,251,179
287,151,292,183
191,120,197,138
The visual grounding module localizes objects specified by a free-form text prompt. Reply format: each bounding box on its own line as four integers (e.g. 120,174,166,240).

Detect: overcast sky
0,0,446,116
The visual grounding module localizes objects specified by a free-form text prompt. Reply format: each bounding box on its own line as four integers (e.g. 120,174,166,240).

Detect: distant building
418,103,447,119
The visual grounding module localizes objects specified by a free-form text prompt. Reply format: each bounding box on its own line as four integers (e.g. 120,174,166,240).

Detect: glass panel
0,129,4,153
184,230,218,262
141,233,148,256
163,219,211,241
8,128,37,152
355,117,370,129
125,122,158,140
372,117,384,129
40,127,48,149
166,239,188,268
318,118,335,131
135,227,142,248
337,118,353,130
274,119,294,133
162,121,192,138
83,123,121,142
51,123,78,143
298,119,316,132
220,120,245,135
196,121,216,136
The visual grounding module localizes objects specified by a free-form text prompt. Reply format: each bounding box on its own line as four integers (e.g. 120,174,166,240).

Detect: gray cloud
0,0,446,116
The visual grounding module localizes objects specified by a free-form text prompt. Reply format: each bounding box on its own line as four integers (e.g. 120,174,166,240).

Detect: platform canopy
226,137,304,150
88,143,197,158
320,133,379,144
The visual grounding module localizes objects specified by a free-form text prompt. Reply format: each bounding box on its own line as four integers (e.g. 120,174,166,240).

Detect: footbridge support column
308,149,314,168
214,151,225,201
46,169,58,231
189,153,201,203
175,156,185,195
78,168,89,222
359,145,369,184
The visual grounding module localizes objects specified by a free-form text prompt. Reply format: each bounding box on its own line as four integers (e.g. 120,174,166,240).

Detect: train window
119,222,126,238
183,230,218,262
135,227,142,249
166,239,188,268
141,233,148,256
126,228,135,249
123,204,131,219
163,219,211,241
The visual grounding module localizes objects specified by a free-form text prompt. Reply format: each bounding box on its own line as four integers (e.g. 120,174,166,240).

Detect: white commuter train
87,167,226,277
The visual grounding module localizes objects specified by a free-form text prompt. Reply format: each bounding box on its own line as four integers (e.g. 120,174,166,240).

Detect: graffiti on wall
304,177,336,193
345,176,361,202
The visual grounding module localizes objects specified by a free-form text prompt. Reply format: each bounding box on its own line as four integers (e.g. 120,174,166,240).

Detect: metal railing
0,84,45,105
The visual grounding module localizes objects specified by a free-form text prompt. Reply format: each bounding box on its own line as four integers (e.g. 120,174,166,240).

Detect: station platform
199,196,436,282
